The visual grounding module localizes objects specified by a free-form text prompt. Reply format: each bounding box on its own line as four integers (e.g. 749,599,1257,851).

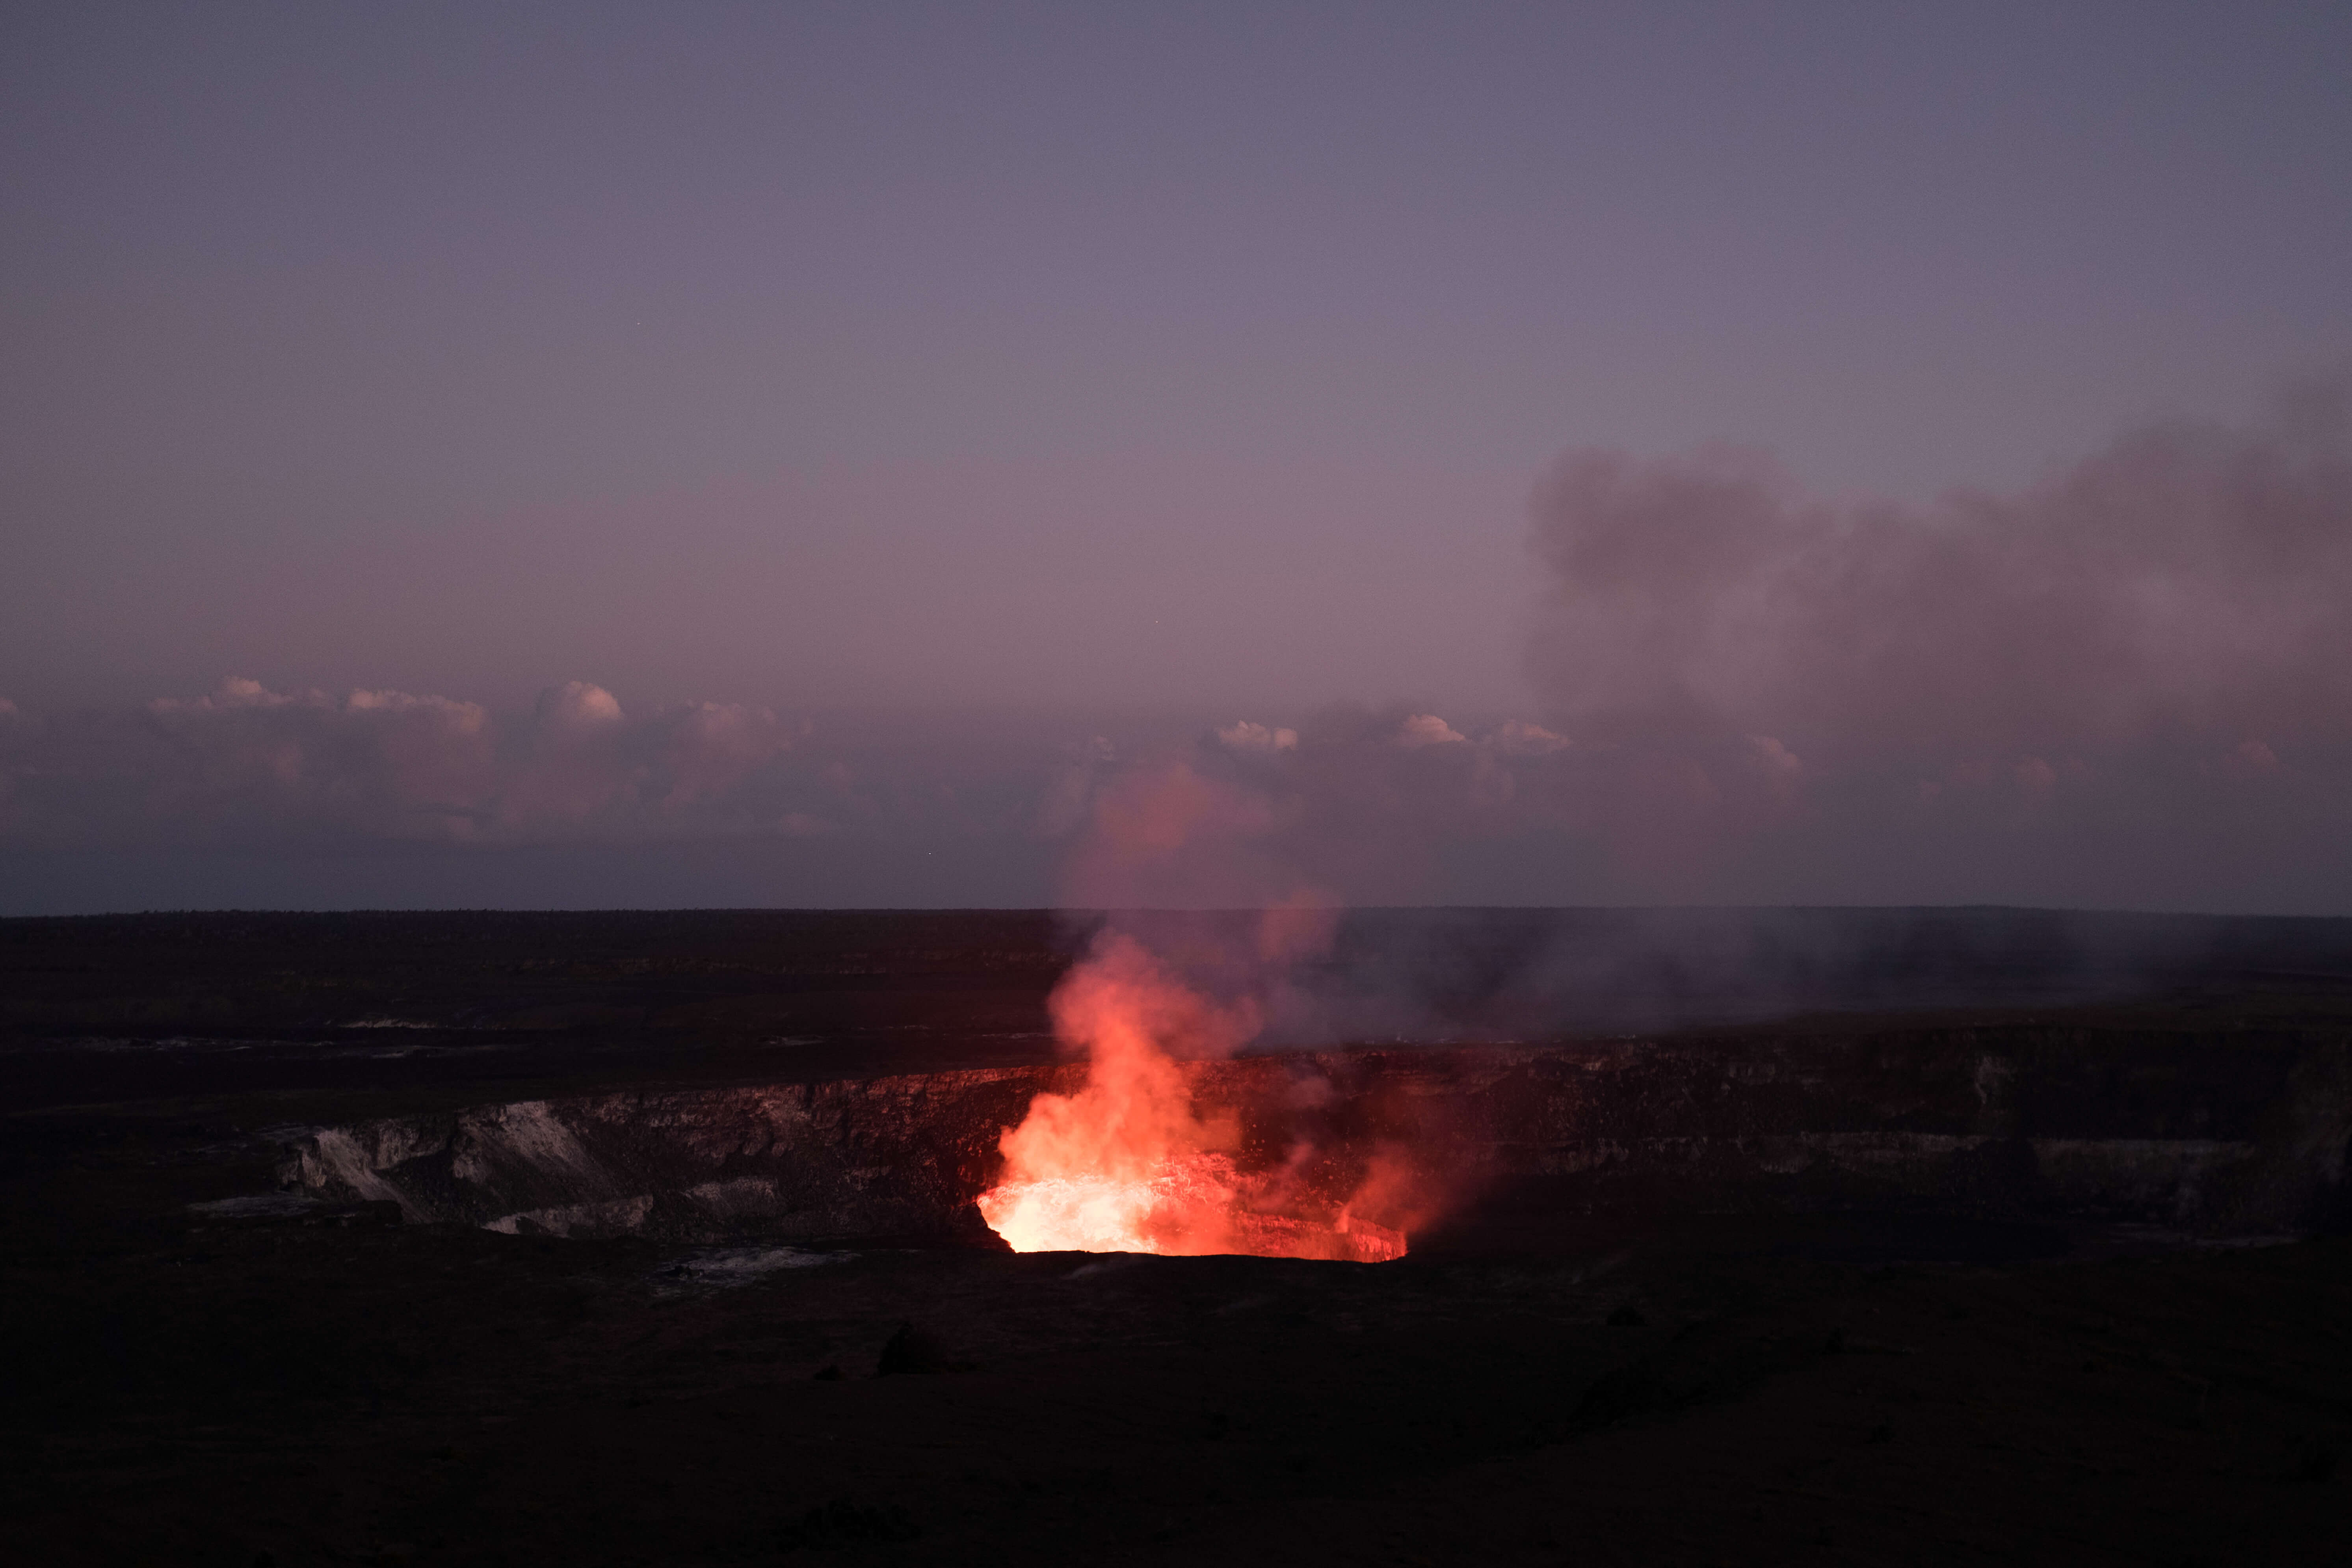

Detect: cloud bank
0,678,811,848
6,382,2350,914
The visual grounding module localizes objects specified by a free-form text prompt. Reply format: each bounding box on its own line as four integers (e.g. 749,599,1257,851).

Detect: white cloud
1394,714,1466,748
150,675,303,713
534,680,626,733
1485,719,1569,757
1216,720,1299,754
1,678,802,846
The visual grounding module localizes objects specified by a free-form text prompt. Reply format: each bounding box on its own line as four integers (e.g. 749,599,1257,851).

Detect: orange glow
976,934,1409,1262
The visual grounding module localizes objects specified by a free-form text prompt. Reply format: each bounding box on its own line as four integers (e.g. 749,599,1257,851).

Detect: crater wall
281,1026,2352,1246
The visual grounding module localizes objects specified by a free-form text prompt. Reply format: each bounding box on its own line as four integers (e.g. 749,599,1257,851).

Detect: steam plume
1515,378,2352,902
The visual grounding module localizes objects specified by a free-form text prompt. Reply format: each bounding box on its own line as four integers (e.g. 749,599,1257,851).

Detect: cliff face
282,1064,1072,1242
282,1027,2352,1245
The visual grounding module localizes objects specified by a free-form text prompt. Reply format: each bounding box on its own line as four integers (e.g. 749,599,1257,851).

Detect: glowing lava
976,934,1408,1262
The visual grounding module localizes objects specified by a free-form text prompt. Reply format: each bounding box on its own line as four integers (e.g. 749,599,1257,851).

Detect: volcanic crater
279,1026,2349,1258
8,908,2352,1566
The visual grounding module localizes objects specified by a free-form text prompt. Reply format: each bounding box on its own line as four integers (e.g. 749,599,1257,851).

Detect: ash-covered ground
4,908,2350,1566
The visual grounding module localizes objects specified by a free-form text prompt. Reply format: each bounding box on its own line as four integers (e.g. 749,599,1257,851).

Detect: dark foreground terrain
4,909,2350,1566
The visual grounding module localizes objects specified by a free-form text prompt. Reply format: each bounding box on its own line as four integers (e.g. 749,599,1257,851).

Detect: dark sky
4,3,2348,914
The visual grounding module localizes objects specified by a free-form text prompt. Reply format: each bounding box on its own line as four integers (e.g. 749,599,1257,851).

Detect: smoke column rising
1511,378,2352,906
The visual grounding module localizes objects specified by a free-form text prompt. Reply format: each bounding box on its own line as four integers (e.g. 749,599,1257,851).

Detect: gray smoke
1511,377,2352,904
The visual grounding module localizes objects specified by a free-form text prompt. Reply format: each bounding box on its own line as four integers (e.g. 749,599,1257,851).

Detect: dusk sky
4,3,2349,915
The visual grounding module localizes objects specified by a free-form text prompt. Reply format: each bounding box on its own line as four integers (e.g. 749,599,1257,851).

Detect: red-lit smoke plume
978,763,1419,1260
978,931,1410,1260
